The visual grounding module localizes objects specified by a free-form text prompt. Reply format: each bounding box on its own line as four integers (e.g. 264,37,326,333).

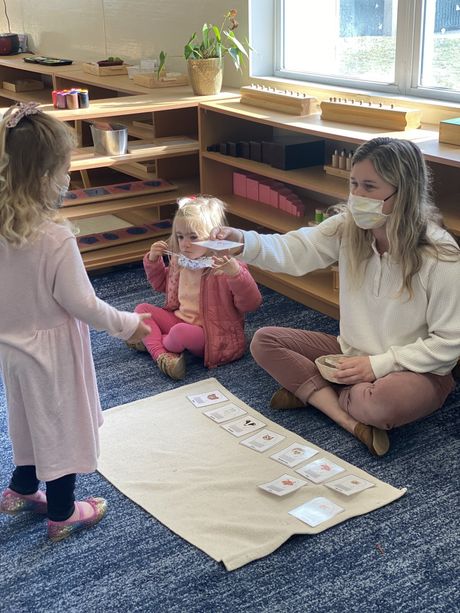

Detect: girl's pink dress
0,221,139,481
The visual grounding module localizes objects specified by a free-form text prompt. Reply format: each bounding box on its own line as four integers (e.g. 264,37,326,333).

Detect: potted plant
184,9,249,95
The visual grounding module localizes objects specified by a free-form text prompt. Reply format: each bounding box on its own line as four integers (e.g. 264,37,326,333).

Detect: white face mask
55,174,71,208
177,254,214,270
348,192,396,229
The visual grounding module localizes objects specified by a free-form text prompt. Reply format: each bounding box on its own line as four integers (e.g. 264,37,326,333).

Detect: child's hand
148,240,168,262
212,255,240,277
127,313,151,343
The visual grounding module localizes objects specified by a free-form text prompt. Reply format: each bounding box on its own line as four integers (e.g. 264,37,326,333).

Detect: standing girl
131,194,262,379
0,103,150,541
212,137,460,456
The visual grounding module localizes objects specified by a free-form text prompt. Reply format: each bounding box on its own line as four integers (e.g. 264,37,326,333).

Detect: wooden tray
77,219,172,253
83,62,129,76
63,178,176,207
133,72,189,88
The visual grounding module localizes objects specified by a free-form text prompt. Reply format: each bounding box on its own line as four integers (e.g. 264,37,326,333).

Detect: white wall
3,0,249,86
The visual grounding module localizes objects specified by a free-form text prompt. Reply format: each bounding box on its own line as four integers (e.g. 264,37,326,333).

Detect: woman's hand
127,313,151,343
148,240,168,262
209,226,244,244
334,356,376,384
212,255,240,277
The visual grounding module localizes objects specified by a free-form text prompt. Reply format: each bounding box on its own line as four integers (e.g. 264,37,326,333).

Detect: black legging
9,465,76,521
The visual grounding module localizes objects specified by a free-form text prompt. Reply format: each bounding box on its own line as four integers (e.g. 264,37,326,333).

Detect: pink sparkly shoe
47,497,107,542
0,487,47,515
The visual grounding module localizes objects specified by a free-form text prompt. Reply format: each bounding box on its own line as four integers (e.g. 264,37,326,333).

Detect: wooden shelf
82,237,156,271
63,177,198,220
0,86,52,105
198,98,459,320
223,194,314,232
202,151,349,199
71,136,199,171
251,268,339,319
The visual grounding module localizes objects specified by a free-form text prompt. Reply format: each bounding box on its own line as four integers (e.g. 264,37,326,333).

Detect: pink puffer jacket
143,254,262,368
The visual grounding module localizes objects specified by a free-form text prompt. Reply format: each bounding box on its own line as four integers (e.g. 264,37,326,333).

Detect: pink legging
250,327,456,430
134,303,205,360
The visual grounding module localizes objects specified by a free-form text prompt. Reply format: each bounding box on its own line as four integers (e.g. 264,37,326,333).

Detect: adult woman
212,137,460,456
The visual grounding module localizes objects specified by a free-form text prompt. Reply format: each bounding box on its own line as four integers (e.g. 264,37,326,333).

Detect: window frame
268,0,460,104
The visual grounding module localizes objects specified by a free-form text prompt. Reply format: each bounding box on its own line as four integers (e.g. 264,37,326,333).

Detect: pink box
233,172,247,197
269,188,279,207
258,181,272,205
246,176,259,201
279,194,291,212
287,198,305,217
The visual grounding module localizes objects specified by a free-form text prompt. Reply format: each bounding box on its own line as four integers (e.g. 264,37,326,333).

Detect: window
272,0,460,102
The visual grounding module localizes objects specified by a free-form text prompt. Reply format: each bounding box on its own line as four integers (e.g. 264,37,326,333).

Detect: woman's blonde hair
333,137,459,297
0,106,76,245
169,194,228,252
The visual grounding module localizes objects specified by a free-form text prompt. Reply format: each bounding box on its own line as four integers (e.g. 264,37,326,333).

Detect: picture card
187,390,229,408
221,416,266,437
203,403,247,423
324,474,375,496
240,429,285,452
289,497,344,527
259,474,309,496
193,239,243,250
270,443,318,468
295,457,345,483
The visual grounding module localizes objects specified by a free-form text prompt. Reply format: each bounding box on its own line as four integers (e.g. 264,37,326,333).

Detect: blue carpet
1,263,459,613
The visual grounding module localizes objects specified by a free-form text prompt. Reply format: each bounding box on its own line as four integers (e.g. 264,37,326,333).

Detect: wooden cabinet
199,98,460,319
0,55,237,271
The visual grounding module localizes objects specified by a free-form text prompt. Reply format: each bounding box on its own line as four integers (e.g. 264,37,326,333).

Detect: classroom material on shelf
323,147,353,179
76,218,173,253
438,117,460,146
209,135,325,171
23,55,73,66
2,78,44,92
133,72,189,88
52,88,89,109
240,84,318,116
233,171,306,217
82,62,128,76
320,97,422,131
63,178,177,207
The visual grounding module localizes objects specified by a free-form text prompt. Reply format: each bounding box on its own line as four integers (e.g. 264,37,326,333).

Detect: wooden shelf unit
0,55,238,271
199,98,460,320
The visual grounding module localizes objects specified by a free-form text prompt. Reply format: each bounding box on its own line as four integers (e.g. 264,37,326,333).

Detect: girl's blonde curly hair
0,106,75,246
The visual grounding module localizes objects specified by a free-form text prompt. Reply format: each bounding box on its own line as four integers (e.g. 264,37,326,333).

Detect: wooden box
320,100,421,131
240,85,318,116
82,62,128,76
133,72,188,89
439,118,460,146
3,78,44,92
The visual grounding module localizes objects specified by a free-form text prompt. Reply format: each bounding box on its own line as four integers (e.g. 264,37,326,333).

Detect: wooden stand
320,99,422,131
240,85,318,116
323,165,350,180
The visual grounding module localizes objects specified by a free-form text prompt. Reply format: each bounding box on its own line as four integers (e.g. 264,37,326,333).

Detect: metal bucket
90,122,128,155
